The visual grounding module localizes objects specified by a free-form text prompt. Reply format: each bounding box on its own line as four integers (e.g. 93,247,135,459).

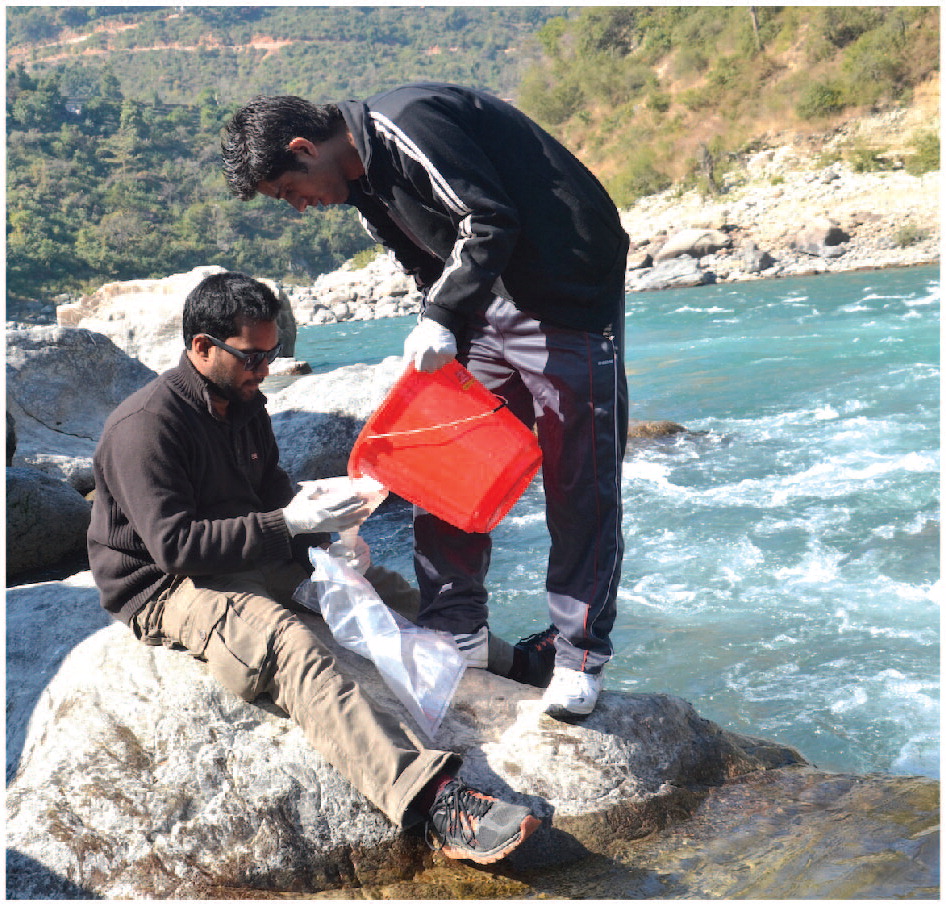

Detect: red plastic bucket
348,361,542,533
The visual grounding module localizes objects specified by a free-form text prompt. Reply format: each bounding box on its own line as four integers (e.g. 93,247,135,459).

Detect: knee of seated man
203,599,277,702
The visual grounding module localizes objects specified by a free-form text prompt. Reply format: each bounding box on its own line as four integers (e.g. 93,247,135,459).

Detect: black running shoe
427,778,540,864
507,624,558,688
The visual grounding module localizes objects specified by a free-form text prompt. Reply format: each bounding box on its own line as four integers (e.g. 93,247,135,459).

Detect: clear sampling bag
293,547,466,740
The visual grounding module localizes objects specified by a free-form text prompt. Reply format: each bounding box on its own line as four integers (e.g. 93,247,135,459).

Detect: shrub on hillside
647,91,671,113
842,30,910,106
796,81,847,120
518,68,584,127
906,130,940,176
894,224,929,248
849,143,891,173
672,46,709,78
350,245,385,270
609,150,672,206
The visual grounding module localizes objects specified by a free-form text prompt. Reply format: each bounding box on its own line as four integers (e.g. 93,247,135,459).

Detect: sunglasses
201,334,282,371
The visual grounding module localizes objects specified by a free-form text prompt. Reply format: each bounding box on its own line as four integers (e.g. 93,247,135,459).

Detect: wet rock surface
307,769,938,900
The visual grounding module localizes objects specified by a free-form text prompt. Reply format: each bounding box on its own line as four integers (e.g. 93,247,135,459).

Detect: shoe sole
439,814,541,865
543,701,597,722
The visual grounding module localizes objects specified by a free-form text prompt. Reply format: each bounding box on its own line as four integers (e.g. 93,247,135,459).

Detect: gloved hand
403,318,457,373
328,532,372,574
282,481,373,536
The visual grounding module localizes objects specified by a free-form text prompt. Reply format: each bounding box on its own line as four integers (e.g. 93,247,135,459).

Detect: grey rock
330,301,352,321
629,256,714,292
6,326,155,492
5,572,112,782
56,267,297,374
6,467,91,578
794,217,851,257
654,227,732,262
268,356,405,482
5,570,806,899
287,256,422,327
740,242,777,273
375,274,412,297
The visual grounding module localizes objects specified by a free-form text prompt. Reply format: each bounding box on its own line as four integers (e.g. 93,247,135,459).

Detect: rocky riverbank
280,141,938,326
7,113,939,331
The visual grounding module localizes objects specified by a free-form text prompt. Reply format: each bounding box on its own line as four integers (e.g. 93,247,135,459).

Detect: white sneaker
452,625,489,668
542,667,602,718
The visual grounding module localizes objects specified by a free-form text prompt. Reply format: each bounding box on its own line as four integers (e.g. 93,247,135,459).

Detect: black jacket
339,83,629,337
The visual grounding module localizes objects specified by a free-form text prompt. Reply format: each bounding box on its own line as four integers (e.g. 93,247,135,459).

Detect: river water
287,265,940,780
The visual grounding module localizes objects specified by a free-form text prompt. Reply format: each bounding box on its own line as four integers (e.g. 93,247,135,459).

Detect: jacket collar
339,100,384,201
339,100,371,174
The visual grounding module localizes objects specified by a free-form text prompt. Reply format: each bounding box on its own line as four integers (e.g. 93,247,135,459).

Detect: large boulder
6,326,155,492
6,467,91,578
792,216,851,257
654,227,732,262
268,356,404,482
5,572,113,782
738,240,777,274
627,256,715,292
56,267,297,374
6,570,808,899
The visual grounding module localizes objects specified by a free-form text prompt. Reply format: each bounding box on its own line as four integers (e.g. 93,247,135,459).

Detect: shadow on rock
7,850,102,900
6,573,111,783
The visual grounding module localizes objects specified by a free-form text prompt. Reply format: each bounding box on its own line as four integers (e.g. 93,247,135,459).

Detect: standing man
87,271,540,864
222,83,629,718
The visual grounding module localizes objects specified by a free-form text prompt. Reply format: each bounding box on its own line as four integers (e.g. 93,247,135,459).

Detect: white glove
403,318,457,373
328,532,372,574
282,480,372,536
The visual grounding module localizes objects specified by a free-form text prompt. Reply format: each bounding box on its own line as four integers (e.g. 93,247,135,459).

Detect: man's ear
189,334,213,362
287,136,318,158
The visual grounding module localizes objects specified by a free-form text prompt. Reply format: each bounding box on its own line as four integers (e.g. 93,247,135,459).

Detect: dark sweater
339,83,630,338
88,353,294,624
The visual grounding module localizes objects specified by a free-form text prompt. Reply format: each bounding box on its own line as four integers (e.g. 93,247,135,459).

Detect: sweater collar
169,351,266,426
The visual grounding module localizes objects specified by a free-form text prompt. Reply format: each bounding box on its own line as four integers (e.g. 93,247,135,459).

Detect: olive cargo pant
132,561,458,827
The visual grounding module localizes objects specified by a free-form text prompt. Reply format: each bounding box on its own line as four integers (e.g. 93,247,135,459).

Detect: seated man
87,271,539,864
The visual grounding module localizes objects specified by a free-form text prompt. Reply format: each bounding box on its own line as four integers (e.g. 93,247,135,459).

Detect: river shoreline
7,145,939,332
274,148,939,330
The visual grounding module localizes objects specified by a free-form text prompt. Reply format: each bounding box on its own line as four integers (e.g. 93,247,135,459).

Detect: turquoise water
290,266,940,778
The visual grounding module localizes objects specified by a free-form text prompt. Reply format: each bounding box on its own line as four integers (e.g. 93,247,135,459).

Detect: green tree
10,73,63,130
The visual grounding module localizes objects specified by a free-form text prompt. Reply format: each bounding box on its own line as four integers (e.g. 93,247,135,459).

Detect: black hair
221,95,346,199
182,272,281,346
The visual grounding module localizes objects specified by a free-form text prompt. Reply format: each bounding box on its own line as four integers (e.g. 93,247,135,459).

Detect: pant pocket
204,602,273,702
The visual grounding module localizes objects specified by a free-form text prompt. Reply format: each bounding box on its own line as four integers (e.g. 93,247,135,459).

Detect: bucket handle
366,402,507,440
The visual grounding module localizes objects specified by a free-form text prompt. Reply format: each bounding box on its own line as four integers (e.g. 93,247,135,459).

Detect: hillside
5,6,553,103
5,6,557,313
5,6,940,316
517,7,940,204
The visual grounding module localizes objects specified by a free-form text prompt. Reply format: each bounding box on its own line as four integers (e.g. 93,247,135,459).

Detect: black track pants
413,296,628,674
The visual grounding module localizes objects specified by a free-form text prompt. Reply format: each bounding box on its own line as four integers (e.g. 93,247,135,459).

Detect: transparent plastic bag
311,476,387,573
293,547,465,739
